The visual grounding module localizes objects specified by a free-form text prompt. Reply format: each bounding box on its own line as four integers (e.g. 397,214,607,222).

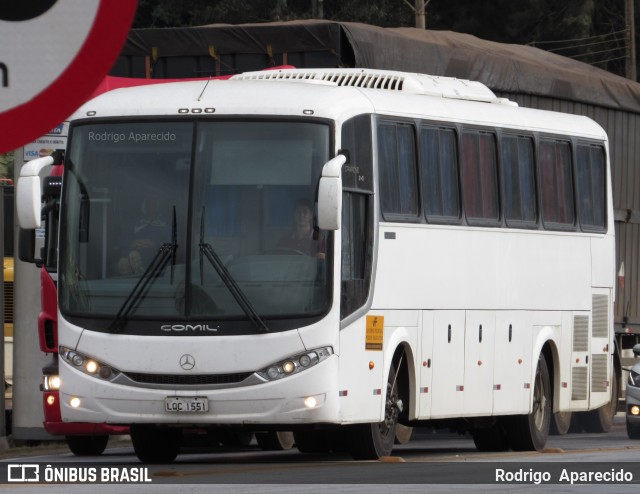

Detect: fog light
71,354,84,366
50,376,61,390
304,396,317,408
46,395,56,406
70,397,81,408
631,405,640,416
85,360,98,373
299,355,311,367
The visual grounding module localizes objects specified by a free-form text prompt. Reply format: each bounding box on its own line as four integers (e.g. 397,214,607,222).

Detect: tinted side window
576,144,606,231
378,122,419,219
501,135,537,226
420,126,460,222
539,140,575,227
461,131,499,224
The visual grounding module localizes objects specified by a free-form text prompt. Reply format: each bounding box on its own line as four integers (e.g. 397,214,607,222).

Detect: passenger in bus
277,200,326,259
117,193,169,275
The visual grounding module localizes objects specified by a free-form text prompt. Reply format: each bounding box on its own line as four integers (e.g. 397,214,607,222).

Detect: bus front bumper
59,355,341,426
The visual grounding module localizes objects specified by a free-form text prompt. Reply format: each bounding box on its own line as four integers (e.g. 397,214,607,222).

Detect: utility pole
312,0,324,19
415,0,426,29
626,0,637,81
403,0,428,29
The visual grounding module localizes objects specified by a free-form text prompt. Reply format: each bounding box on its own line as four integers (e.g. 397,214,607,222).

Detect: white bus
17,68,616,462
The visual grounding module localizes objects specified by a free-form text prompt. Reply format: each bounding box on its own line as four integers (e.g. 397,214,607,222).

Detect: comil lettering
161,324,219,332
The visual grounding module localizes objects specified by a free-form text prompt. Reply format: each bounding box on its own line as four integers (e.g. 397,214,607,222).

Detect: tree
0,152,14,181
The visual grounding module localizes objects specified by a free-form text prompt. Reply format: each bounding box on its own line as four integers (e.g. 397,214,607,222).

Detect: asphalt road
1,414,639,493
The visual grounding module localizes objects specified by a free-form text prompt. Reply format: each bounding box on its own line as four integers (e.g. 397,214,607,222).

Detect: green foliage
0,152,14,181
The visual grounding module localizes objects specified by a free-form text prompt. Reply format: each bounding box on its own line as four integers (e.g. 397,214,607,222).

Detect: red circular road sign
0,0,138,153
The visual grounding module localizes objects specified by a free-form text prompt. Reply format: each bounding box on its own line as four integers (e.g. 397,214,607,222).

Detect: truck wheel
131,425,181,463
506,355,551,451
65,435,109,456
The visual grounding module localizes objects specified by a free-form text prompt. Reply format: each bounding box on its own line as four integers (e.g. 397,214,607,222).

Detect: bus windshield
60,120,332,334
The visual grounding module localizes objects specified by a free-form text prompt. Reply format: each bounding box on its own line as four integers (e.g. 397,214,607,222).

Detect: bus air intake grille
123,371,253,386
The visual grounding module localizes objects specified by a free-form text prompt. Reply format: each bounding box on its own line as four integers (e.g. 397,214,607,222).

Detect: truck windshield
60,120,332,335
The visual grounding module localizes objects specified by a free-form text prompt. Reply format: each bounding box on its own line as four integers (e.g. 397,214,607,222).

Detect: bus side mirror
18,228,42,267
633,344,640,358
317,154,345,231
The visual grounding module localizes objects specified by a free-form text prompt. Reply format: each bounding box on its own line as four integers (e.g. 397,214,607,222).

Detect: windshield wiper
109,207,178,333
199,207,268,333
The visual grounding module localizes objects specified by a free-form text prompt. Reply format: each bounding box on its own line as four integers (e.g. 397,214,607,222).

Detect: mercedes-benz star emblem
179,354,196,371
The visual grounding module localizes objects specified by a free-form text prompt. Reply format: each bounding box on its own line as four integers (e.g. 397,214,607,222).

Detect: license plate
165,397,208,413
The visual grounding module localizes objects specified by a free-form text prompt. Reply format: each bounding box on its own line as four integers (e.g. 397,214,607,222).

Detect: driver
277,200,325,259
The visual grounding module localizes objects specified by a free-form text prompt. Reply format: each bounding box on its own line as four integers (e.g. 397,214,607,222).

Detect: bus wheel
348,365,400,460
131,425,181,463
394,424,413,445
577,370,618,433
472,422,509,451
256,431,295,451
550,411,572,435
65,435,109,456
506,355,551,451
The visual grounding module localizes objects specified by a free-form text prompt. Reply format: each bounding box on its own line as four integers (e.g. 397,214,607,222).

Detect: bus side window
576,144,606,231
461,130,499,224
501,135,537,226
378,122,419,220
420,126,461,222
539,140,574,228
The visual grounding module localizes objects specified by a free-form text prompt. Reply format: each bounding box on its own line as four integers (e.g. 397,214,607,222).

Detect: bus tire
131,425,181,463
348,365,399,460
506,355,551,451
550,411,572,435
472,422,509,452
394,424,413,445
577,370,617,433
256,431,295,451
65,435,109,456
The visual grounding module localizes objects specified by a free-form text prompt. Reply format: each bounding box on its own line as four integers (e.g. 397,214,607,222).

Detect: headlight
59,347,120,382
256,347,333,381
630,369,640,387
41,374,61,391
